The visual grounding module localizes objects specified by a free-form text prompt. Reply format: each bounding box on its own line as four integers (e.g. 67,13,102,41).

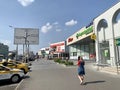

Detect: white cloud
0,40,11,46
56,29,61,32
65,19,78,26
41,22,63,33
41,23,53,33
53,22,59,25
18,0,35,7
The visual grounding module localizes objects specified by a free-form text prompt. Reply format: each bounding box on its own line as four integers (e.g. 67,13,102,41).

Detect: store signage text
115,38,120,46
91,33,96,40
68,38,73,42
76,26,93,39
50,43,65,48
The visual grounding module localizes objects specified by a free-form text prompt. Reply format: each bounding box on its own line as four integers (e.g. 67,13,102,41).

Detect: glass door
99,41,110,64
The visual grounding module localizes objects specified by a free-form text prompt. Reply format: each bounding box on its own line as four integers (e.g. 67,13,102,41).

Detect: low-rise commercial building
94,2,120,66
49,41,69,59
0,43,9,59
66,25,95,60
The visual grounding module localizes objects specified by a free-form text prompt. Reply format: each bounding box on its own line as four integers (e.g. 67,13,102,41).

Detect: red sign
50,41,65,53
56,46,65,52
68,38,73,42
50,42,65,48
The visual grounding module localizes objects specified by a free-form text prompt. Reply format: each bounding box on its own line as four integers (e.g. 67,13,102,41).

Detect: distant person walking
77,56,85,85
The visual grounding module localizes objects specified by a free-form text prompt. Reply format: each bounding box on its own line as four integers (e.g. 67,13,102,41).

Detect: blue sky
0,0,119,54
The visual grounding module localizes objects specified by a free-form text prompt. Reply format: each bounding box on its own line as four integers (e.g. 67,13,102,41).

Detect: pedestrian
77,56,85,85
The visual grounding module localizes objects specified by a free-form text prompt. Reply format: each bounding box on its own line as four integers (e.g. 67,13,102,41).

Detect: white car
0,65,24,83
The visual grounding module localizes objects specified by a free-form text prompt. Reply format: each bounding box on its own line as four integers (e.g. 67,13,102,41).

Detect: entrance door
116,46,120,65
84,45,89,60
99,41,110,64
100,48,110,64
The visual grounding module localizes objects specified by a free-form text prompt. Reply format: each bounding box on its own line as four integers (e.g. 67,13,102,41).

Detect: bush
60,60,66,64
54,58,74,66
65,61,74,65
54,58,61,63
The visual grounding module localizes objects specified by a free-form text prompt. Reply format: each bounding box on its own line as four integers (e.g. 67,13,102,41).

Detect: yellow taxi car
8,59,31,70
0,65,24,83
0,59,29,74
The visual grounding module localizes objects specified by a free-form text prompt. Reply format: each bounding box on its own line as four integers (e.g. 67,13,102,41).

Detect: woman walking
77,56,85,85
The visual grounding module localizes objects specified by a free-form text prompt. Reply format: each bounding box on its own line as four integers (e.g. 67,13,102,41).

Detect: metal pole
25,39,27,63
16,44,18,60
23,44,24,55
25,31,27,63
27,41,29,63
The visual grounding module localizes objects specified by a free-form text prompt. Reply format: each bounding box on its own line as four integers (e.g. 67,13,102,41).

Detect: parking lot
1,59,120,90
15,59,120,90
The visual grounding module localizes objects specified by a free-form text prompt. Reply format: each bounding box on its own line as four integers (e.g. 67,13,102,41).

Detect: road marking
15,73,29,90
14,78,24,90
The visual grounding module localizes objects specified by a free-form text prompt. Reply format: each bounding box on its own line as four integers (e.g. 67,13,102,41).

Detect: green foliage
65,61,74,65
54,58,74,66
54,58,61,63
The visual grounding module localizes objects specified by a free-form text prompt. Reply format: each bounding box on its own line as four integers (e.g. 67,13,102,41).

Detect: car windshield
0,65,11,71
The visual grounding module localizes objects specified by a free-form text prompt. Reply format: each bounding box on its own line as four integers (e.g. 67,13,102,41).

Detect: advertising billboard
14,28,39,45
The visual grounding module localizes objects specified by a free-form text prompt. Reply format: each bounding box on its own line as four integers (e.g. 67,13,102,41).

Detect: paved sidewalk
16,60,120,90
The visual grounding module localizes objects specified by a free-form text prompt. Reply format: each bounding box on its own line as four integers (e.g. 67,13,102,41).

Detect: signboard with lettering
50,41,65,53
115,38,120,46
68,38,73,42
91,34,96,40
76,26,93,39
14,28,39,45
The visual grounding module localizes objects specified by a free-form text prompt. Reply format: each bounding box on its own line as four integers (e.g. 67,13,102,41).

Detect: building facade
49,41,69,59
66,25,95,60
0,43,9,58
38,47,50,59
94,2,120,66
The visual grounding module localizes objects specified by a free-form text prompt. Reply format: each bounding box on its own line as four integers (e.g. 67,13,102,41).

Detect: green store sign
115,38,120,46
76,26,93,39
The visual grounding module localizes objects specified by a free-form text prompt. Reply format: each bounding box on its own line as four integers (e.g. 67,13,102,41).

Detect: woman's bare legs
78,75,84,85
78,75,82,84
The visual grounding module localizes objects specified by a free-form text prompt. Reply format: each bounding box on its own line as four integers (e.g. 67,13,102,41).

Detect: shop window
70,52,73,56
113,9,120,23
116,13,120,23
99,41,110,64
73,52,77,56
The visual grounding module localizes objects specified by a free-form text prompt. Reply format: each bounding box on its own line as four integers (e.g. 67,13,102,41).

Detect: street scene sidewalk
16,59,120,90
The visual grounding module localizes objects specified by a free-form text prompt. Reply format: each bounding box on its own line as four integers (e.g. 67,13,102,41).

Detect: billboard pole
16,44,18,60
24,30,30,63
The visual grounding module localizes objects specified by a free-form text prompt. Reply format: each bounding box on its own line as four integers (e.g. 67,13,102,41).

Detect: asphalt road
15,59,120,90
0,83,17,90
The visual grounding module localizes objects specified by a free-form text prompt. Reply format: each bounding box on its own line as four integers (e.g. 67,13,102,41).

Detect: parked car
8,59,31,70
0,59,30,74
0,65,24,83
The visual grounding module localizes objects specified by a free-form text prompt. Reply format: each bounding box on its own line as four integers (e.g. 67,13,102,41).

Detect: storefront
66,25,95,60
94,2,120,66
49,41,69,59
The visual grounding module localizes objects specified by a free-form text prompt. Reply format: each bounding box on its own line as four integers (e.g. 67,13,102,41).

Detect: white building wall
105,27,112,40
94,2,120,66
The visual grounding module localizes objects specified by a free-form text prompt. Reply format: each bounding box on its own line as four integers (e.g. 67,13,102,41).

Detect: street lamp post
9,25,18,60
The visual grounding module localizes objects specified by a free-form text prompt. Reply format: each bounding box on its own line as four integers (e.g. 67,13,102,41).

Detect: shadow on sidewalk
84,80,106,85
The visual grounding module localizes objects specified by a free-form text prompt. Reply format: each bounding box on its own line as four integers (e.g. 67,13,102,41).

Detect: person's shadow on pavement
83,80,106,85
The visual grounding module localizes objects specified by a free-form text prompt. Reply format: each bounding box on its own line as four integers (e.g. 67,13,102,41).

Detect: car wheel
11,75,21,83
